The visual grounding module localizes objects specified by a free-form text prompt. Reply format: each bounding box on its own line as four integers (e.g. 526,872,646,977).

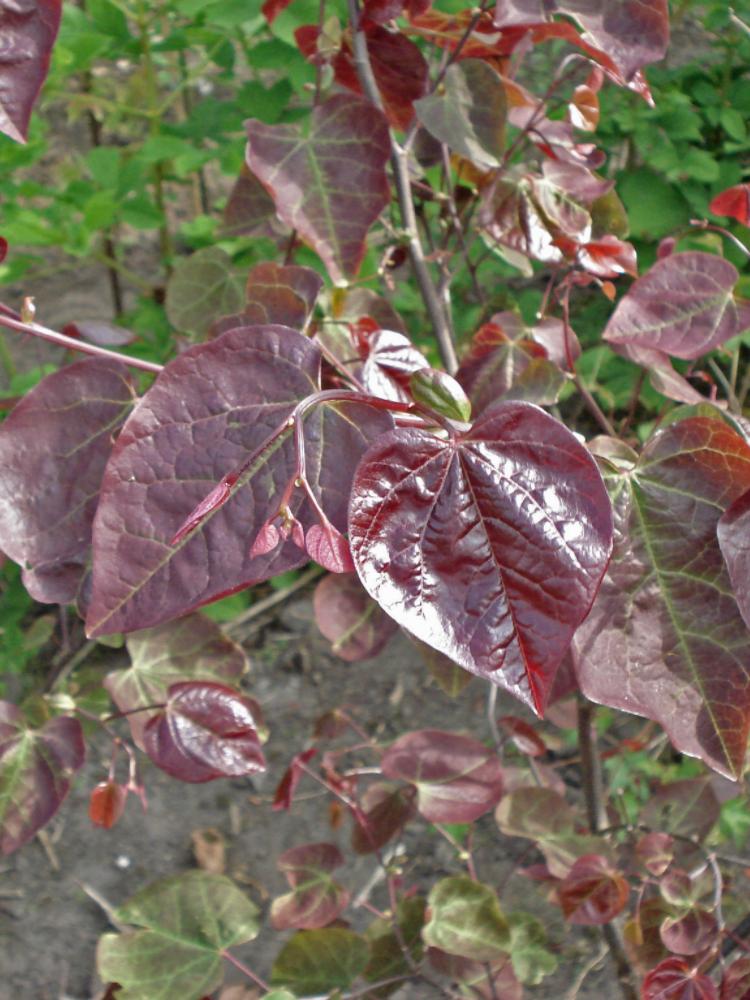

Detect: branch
347,0,458,375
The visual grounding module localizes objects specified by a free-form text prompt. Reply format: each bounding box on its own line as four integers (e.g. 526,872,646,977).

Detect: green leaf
97,870,260,1000
165,247,243,338
506,913,557,985
270,928,369,994
422,876,510,962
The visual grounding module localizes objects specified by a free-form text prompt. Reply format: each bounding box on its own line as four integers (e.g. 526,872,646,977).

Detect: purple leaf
557,854,629,925
381,729,503,823
0,358,135,603
221,163,277,237
271,842,349,930
313,573,398,662
721,958,750,1000
86,326,391,636
640,779,720,842
246,94,391,284
642,958,718,1000
273,747,318,811
104,613,249,750
0,703,85,854
244,262,323,331
349,403,612,713
360,327,430,402
660,909,719,957
142,681,266,782
305,523,355,574
351,781,416,853
718,489,750,631
573,418,750,778
0,0,61,143
604,252,742,360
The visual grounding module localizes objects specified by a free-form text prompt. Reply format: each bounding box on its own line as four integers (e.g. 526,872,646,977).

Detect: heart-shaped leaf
642,957,718,1000
0,358,134,604
271,842,349,930
349,402,612,713
660,909,718,957
641,779,720,842
635,832,674,877
0,0,62,143
604,252,742,360
558,854,629,925
142,682,266,782
246,94,390,284
105,614,248,749
360,327,430,402
314,573,398,662
381,729,503,823
507,913,557,985
244,262,323,331
0,704,85,854
351,781,416,853
97,870,259,1000
165,248,244,340
423,875,510,962
415,59,506,168
573,418,750,778
86,325,391,636
270,928,369,994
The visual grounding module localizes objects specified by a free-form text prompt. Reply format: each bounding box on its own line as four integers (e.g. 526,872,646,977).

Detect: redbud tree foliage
2,0,750,997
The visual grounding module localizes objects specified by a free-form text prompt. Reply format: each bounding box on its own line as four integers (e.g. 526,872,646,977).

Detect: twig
729,8,750,38
36,829,60,871
225,564,324,637
222,950,269,991
77,881,129,931
565,943,608,1000
561,286,616,437
347,0,458,375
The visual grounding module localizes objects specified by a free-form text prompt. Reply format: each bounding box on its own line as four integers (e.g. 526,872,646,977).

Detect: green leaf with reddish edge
86,326,392,637
558,854,629,925
97,870,259,1000
0,358,135,604
381,730,503,823
506,913,557,985
423,876,510,962
0,704,85,854
104,613,248,750
720,957,750,999
246,94,390,284
603,252,742,361
572,418,750,778
165,248,244,340
427,947,522,999
351,781,416,854
313,573,397,662
660,909,718,957
271,842,348,930
142,682,265,783
0,0,61,143
409,368,472,422
349,402,612,714
414,59,506,169
270,928,369,993
640,779,720,842
364,896,426,997
642,957,717,1000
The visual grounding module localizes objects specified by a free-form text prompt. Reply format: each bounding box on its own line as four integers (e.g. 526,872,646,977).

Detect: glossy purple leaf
381,729,503,823
718,488,750,631
246,94,390,284
604,252,742,361
573,418,750,778
493,0,669,81
271,842,349,930
0,0,61,143
558,854,629,925
104,613,249,749
313,573,397,662
360,327,430,402
142,681,266,783
0,703,85,854
86,326,391,636
349,403,612,713
642,958,718,1000
351,781,416,854
305,522,354,574
0,358,134,604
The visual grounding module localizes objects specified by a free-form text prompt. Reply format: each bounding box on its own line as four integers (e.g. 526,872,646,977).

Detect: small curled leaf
409,367,472,422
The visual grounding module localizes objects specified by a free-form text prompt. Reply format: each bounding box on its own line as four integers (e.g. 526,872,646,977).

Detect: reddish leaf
718,489,750,631
243,262,323,331
558,854,629,925
411,8,509,61
89,781,127,830
246,94,390,283
142,682,266,783
261,0,293,23
642,958,718,1000
297,23,429,130
105,614,248,750
604,252,742,360
350,403,612,713
660,909,718,957
427,948,522,999
568,83,599,131
0,358,134,604
273,747,318,811
271,842,349,930
362,0,431,22
721,958,750,1000
710,185,750,227
576,235,638,278
641,780,720,843
360,327,430,402
635,832,674,877
221,163,276,237
0,704,85,854
351,781,416,853
574,418,750,778
313,573,397,662
498,716,547,757
0,236,7,263
0,0,62,143
86,326,391,636
305,523,355,573
381,729,503,823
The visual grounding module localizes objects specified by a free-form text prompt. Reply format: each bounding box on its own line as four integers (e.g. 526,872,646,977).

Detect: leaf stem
0,310,164,374
561,286,616,437
221,949,269,991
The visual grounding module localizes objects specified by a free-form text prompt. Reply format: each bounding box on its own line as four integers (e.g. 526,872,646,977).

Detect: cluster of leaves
3,0,750,997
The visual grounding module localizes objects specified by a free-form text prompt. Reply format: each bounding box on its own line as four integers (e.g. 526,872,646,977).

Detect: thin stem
225,564,324,636
561,286,616,437
0,311,164,374
347,0,458,375
729,7,750,37
221,950,269,992
708,357,740,413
